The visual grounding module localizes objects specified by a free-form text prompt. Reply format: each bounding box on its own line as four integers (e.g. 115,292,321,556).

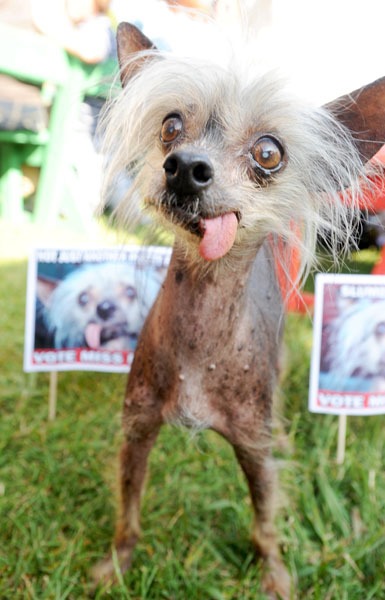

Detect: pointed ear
117,22,157,87
324,76,385,164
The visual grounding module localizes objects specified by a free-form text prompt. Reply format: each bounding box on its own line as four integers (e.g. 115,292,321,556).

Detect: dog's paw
261,555,292,600
91,547,132,588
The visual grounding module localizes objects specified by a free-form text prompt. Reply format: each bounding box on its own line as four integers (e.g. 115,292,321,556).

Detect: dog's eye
126,286,137,300
78,292,89,306
250,136,284,175
161,113,183,144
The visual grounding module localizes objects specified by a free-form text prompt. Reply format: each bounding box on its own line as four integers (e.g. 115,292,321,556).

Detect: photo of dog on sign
91,19,385,600
34,258,167,352
319,279,385,394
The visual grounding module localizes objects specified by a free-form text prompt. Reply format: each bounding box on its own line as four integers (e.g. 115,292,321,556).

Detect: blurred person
0,0,114,64
31,0,115,64
0,0,115,211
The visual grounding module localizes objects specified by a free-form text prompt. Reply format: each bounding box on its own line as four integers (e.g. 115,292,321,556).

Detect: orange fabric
275,145,385,311
357,145,385,211
273,227,314,314
366,146,385,275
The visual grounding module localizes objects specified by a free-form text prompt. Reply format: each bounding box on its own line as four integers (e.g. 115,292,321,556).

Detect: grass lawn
0,219,384,599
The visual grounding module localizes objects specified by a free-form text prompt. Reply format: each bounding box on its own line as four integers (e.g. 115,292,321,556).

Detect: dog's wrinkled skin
93,22,385,598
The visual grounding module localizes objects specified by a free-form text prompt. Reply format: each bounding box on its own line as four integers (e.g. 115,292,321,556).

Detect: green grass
1,235,385,599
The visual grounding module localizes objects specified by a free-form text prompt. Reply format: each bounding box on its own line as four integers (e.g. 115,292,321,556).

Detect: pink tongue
199,213,238,261
85,323,102,349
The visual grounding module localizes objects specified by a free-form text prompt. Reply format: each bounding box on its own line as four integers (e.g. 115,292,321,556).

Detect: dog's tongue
85,322,102,349
199,213,238,261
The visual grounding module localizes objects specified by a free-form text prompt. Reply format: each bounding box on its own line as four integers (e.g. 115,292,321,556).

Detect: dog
323,298,385,393
35,261,163,351
92,21,385,598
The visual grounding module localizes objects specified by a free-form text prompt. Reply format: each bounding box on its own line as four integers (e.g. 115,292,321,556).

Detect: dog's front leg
93,383,163,586
115,427,161,561
217,416,290,600
233,442,290,599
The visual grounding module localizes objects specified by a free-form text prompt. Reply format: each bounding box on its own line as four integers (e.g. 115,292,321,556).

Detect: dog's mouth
85,322,137,349
161,201,240,261
198,212,239,261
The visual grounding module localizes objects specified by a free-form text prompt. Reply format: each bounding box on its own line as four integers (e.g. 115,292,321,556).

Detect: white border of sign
24,246,171,374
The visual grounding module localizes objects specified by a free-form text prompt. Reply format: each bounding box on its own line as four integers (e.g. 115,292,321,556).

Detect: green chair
0,22,117,228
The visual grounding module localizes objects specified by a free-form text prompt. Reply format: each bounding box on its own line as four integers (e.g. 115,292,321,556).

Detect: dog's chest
138,247,283,433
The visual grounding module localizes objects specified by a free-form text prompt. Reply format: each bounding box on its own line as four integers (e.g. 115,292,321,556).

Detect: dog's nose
97,300,116,321
163,151,213,194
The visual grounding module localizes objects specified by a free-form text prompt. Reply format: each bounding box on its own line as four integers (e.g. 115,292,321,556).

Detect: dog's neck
171,237,263,283
170,240,258,293
156,239,282,332
145,237,283,375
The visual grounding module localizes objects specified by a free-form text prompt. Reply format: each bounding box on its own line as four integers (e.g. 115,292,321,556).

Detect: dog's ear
37,277,58,305
117,22,157,87
325,76,385,163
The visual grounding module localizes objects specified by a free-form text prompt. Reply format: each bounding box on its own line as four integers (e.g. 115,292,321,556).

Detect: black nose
97,300,116,321
163,151,213,195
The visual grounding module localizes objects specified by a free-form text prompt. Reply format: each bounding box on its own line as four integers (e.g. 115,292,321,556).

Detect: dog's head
42,262,159,350
102,23,385,278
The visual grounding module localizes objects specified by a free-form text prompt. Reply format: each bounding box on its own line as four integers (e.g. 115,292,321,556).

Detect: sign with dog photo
309,273,385,415
24,246,171,373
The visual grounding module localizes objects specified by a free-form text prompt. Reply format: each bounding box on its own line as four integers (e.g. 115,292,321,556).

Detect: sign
24,246,171,373
309,273,385,415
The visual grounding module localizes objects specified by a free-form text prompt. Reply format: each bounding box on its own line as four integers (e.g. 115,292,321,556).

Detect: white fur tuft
100,47,369,284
